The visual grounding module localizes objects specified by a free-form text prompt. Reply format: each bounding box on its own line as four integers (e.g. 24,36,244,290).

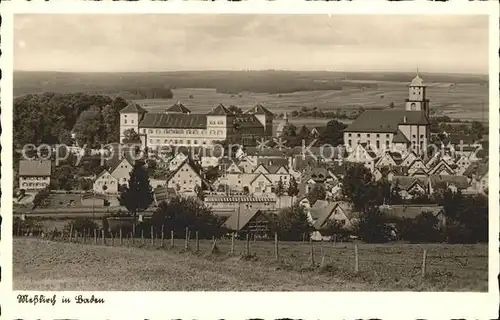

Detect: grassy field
133,81,489,123
14,237,488,291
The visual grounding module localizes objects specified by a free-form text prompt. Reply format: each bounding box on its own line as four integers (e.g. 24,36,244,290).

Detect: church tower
405,69,430,118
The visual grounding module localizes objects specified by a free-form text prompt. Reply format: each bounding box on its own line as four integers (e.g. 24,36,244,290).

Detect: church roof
344,110,429,133
120,103,147,114
245,104,274,116
166,101,191,114
410,74,425,87
207,104,232,116
139,113,206,129
392,129,410,144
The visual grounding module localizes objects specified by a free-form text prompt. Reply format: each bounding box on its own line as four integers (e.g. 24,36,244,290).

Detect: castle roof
139,113,206,129
166,101,191,114
245,104,274,116
207,104,232,116
410,74,425,87
120,103,147,114
344,110,429,133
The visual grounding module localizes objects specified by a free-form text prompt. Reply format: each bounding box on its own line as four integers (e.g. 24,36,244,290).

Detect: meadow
14,237,488,291
135,81,488,123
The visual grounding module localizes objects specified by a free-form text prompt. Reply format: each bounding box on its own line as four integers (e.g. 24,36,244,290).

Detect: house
429,175,469,194
345,143,378,171
223,209,275,237
455,155,472,176
109,157,134,187
93,170,119,194
205,194,277,219
399,150,419,167
375,151,401,168
407,158,428,176
18,160,52,192
169,152,188,172
309,201,353,241
427,159,456,176
379,204,446,228
250,173,273,195
391,176,429,199
166,158,207,194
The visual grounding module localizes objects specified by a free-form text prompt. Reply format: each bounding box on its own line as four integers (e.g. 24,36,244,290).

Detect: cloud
13,14,489,73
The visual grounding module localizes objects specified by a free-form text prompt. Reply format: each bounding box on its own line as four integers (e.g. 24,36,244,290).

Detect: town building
119,102,274,148
19,160,52,192
344,72,431,155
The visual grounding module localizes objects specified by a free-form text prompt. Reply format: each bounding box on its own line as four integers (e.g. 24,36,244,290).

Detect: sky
14,14,489,74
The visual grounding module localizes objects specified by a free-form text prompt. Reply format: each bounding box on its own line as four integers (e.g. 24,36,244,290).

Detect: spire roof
120,103,147,114
166,101,191,114
207,103,232,116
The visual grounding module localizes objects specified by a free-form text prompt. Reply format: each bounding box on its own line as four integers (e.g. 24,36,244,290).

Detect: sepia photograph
12,14,490,292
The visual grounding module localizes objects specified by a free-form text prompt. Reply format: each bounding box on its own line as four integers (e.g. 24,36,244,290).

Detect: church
119,102,274,148
343,72,431,155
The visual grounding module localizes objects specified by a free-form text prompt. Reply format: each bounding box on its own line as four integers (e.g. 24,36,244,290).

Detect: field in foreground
14,238,487,291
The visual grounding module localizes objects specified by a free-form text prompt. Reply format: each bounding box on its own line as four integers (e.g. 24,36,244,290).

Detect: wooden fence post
111,231,115,246
141,229,144,245
211,236,217,253
161,225,164,247
274,232,279,260
94,229,97,244
151,225,154,245
119,227,123,245
131,230,135,245
17,224,20,237
185,227,189,250
354,244,359,273
170,230,174,248
195,231,199,252
310,238,315,266
102,229,105,245
333,234,337,247
245,233,250,256
421,249,427,279
231,233,235,255
69,225,73,242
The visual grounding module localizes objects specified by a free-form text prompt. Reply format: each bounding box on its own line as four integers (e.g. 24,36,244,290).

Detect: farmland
14,238,488,291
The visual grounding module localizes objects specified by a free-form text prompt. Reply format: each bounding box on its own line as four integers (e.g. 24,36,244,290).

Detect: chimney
403,116,407,124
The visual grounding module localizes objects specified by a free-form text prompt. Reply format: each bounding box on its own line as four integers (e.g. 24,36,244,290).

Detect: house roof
153,186,177,204
380,205,444,220
139,113,207,129
120,103,147,114
311,201,352,230
108,156,135,174
344,110,429,133
166,101,191,114
411,168,428,176
250,173,272,185
96,169,114,181
392,129,410,144
463,162,488,178
204,195,275,203
232,115,265,130
429,175,469,189
309,200,330,220
244,147,289,157
245,104,274,116
207,104,232,116
223,209,272,231
391,176,429,190
257,157,289,169
19,160,52,176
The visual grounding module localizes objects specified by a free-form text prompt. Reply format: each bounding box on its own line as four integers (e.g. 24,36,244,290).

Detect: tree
195,184,205,201
73,106,106,148
318,120,347,147
228,105,243,115
151,197,225,239
341,164,377,212
274,203,312,241
322,219,350,241
122,129,141,144
287,176,299,197
118,161,154,235
32,187,50,209
352,207,391,243
307,184,326,205
388,102,395,109
282,123,297,137
297,125,311,139
275,178,285,209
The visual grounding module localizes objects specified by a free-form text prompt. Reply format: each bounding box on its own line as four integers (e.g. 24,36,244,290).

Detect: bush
273,204,312,241
396,212,444,243
352,207,392,243
64,217,99,234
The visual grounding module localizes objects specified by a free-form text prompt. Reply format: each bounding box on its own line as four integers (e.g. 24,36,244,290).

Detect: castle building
119,102,274,148
343,72,431,155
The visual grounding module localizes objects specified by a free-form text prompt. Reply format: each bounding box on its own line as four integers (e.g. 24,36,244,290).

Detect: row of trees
14,93,128,148
279,119,347,147
285,106,365,120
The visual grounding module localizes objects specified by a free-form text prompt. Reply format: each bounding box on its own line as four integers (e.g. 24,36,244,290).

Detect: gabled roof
392,129,410,144
207,104,232,116
245,104,274,116
392,176,429,190
411,168,428,177
139,113,206,129
120,103,147,114
108,156,134,174
344,110,429,133
223,209,272,231
380,205,444,221
19,160,51,176
96,169,114,181
166,101,191,114
429,175,469,189
250,172,272,185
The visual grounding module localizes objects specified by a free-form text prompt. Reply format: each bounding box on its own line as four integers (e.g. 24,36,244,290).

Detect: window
183,180,187,184
174,140,178,144
348,133,352,137
164,139,168,143
149,139,152,143
348,139,352,146
412,135,416,138
194,140,198,144
386,134,390,138
124,120,127,124
357,134,361,138
187,140,191,144
420,134,424,138
131,120,134,124
376,141,380,148
156,139,160,143
149,130,153,134
367,134,370,138
376,134,380,138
